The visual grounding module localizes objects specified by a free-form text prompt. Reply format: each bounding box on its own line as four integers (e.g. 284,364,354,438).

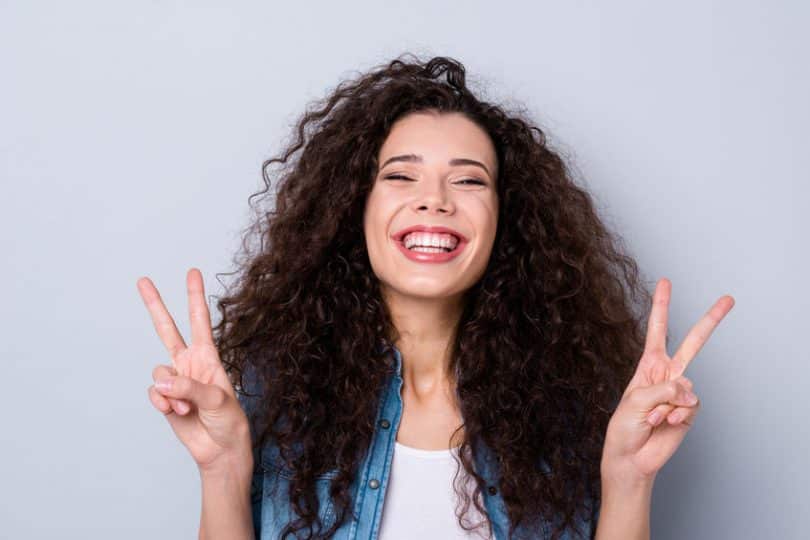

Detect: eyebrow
379,154,492,177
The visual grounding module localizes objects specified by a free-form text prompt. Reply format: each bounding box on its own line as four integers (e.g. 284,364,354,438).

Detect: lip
390,225,469,264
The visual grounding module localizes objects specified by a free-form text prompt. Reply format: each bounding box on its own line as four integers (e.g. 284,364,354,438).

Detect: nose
412,179,455,215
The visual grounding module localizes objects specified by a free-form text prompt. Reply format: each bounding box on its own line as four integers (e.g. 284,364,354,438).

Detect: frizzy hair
212,53,652,540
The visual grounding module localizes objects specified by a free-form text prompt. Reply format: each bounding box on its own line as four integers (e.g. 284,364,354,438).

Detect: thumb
154,375,227,411
625,379,698,414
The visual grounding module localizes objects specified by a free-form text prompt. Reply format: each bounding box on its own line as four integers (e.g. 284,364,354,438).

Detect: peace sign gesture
137,268,252,476
601,278,735,485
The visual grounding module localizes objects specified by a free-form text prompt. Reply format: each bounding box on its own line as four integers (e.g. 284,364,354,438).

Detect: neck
382,286,464,399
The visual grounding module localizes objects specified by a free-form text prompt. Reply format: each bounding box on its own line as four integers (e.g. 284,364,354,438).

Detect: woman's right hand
137,268,253,476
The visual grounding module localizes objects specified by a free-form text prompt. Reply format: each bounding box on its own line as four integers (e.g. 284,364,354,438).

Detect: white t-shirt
377,441,493,539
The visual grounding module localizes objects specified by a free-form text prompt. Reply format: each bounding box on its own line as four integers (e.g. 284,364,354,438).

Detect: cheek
363,203,389,257
470,199,498,240
364,190,399,234
362,196,381,239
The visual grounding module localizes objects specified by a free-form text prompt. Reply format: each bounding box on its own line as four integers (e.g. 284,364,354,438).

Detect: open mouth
400,232,459,252
394,234,466,262
390,227,469,263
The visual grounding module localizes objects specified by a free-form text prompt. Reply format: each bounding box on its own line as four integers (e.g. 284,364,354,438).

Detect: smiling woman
364,112,498,286
140,52,733,540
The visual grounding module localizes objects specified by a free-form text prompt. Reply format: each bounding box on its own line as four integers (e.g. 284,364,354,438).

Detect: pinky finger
148,385,174,415
667,402,700,425
647,403,675,426
167,397,191,415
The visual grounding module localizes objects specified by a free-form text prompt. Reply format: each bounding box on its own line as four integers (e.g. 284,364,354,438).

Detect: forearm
198,452,256,540
594,474,654,540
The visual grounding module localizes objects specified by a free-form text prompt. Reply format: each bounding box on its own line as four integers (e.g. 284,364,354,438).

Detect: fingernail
685,391,698,404
648,411,662,425
155,378,172,391
176,401,189,414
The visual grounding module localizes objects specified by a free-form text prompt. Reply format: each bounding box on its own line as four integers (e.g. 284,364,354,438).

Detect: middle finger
186,268,215,346
643,278,671,357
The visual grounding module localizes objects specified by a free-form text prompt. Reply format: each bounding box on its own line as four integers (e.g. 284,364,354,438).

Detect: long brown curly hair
212,53,653,540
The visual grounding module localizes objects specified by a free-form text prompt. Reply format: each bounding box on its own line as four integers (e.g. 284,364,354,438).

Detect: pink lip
390,225,469,264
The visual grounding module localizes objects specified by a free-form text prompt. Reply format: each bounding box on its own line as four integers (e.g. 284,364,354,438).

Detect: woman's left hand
600,278,735,486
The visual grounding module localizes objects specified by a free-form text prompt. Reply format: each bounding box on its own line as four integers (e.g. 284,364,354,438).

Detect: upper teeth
402,232,459,250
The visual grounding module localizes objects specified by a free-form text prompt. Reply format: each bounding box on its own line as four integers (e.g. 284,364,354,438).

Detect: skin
362,110,499,450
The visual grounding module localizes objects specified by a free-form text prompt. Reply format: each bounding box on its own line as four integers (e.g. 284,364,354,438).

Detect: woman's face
363,111,499,301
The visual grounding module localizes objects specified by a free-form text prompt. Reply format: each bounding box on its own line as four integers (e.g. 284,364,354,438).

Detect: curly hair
212,53,653,540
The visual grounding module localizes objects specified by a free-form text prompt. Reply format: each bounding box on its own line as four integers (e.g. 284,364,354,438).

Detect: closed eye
384,175,486,186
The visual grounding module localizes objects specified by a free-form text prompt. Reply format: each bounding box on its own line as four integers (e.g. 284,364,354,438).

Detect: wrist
595,470,653,540
199,445,255,482
600,458,656,496
198,448,255,540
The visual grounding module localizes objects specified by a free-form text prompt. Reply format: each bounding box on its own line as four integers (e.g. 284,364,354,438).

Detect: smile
394,237,468,263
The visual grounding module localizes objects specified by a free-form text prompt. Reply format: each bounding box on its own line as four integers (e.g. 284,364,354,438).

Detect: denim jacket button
487,486,497,495
379,419,391,429
369,478,380,489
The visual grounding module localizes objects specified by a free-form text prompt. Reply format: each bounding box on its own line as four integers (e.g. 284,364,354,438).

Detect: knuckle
172,376,189,395
665,380,680,397
152,364,172,381
147,387,166,409
149,385,165,401
675,374,692,388
210,388,227,409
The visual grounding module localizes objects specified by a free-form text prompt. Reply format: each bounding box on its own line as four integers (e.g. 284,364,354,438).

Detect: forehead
378,112,497,176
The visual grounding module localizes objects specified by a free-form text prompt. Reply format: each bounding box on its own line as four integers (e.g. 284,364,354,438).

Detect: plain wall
1,1,807,538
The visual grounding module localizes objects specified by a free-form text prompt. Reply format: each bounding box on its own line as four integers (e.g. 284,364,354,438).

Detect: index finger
136,276,187,360
669,294,736,379
186,268,215,346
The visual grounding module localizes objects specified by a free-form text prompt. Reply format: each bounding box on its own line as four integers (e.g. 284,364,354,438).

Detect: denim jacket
238,343,598,540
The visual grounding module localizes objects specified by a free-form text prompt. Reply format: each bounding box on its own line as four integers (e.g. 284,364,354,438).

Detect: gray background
1,1,807,538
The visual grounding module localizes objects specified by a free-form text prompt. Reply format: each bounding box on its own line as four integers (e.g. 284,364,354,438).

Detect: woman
137,54,734,540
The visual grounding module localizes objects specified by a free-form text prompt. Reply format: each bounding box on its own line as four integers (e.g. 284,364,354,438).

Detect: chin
398,282,467,300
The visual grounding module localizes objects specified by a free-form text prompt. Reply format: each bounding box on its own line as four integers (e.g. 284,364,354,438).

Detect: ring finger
152,364,192,415
646,376,695,425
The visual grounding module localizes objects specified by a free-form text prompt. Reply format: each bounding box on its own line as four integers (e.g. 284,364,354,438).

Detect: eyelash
384,174,486,186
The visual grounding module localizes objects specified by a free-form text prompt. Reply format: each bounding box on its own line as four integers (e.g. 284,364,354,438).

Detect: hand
138,268,252,475
601,278,735,485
